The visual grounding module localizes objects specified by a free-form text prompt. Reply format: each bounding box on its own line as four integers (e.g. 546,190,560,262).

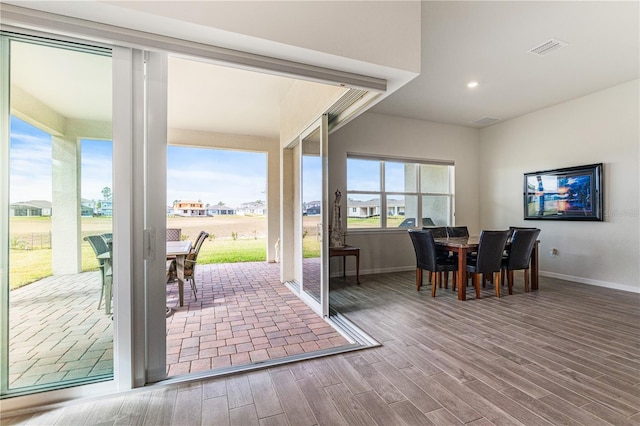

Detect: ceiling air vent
529,38,568,56
470,117,501,127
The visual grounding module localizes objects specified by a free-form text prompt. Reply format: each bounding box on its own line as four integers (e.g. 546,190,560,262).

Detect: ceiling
371,1,639,127
6,1,640,136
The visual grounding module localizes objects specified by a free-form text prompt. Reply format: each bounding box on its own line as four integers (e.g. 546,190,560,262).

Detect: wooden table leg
531,241,539,291
342,256,346,278
457,247,468,301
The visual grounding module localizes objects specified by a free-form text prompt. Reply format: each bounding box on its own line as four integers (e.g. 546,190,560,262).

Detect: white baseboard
331,266,413,279
333,268,640,294
540,271,640,293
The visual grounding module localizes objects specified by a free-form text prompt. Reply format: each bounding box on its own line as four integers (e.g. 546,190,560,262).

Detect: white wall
479,79,640,292
329,112,480,275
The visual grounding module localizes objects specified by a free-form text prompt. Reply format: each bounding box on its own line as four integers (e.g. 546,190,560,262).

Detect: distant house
172,200,206,217
9,200,52,217
304,201,321,216
98,199,113,217
206,204,236,215
81,199,96,216
347,198,405,218
236,202,266,216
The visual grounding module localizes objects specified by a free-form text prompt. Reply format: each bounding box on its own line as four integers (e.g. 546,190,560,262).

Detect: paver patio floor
165,261,349,376
7,261,350,391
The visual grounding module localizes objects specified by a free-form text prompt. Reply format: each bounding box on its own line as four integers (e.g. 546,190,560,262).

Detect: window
346,156,454,230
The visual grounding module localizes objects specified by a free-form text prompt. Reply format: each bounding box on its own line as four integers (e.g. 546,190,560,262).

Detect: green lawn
347,216,404,228
8,215,324,290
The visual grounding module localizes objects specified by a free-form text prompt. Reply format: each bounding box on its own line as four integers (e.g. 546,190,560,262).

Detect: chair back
193,231,209,256
184,232,209,278
408,229,438,271
507,229,540,270
84,235,110,259
507,226,538,242
166,228,182,241
422,226,447,238
474,230,510,274
446,226,469,238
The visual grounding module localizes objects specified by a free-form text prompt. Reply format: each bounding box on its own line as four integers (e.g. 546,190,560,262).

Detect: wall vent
529,38,568,56
470,117,501,126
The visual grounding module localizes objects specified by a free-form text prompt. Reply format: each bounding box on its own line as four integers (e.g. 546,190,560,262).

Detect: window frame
346,154,455,231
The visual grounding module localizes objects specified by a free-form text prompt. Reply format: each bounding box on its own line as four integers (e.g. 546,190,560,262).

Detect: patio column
51,135,81,274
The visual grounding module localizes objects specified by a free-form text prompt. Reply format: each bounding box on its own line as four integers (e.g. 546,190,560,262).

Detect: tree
102,187,112,200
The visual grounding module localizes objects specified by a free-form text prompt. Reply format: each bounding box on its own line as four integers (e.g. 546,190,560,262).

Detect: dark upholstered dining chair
408,229,458,296
502,228,540,294
466,230,510,298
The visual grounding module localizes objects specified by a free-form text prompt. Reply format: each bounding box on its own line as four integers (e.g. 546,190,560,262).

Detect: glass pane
420,164,450,193
390,195,418,228
302,127,322,302
422,195,450,226
347,158,379,192
346,194,380,228
385,162,416,193
6,40,113,393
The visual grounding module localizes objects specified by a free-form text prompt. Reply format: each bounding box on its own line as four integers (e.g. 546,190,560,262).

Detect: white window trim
346,154,455,232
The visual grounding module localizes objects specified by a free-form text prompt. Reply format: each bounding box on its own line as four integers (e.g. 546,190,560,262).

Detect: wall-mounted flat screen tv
524,163,603,221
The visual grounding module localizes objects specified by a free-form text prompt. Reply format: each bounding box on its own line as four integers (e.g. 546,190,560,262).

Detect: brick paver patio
165,261,349,376
8,261,350,390
8,272,113,390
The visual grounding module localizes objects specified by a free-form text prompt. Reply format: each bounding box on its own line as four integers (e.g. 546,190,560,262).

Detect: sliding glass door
298,116,329,317
1,33,114,396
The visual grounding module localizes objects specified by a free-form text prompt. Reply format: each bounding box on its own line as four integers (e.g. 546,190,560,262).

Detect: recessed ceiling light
467,81,479,89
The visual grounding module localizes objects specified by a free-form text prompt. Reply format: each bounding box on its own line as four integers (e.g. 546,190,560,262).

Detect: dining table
167,239,192,307
434,236,539,301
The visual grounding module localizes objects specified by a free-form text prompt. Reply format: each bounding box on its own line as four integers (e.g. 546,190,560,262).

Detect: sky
9,116,268,207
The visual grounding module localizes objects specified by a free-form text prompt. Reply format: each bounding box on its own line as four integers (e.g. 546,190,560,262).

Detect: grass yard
347,215,405,228
9,214,326,289
8,215,271,289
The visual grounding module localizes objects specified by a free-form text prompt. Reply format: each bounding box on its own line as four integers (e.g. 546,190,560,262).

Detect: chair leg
494,271,501,298
501,269,506,287
428,271,433,284
452,270,457,292
431,271,437,297
443,272,448,289
524,268,530,292
473,273,481,299
97,267,105,310
416,268,423,291
190,276,198,301
508,270,514,295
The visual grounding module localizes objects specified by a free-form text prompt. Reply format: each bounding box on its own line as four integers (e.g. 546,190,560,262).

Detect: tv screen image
523,163,603,221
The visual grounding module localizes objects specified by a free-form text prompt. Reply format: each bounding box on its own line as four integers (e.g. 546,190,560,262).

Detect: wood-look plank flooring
2,272,639,425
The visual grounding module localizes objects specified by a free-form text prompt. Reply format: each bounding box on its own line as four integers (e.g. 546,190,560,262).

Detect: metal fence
10,232,52,250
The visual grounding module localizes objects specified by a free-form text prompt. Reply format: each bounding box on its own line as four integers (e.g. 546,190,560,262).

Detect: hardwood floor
2,272,639,425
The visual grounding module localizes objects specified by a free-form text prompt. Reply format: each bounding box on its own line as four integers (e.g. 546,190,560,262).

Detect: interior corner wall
329,112,481,276
479,79,640,292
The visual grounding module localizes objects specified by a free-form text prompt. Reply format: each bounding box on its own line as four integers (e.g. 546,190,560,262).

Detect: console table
329,245,360,284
